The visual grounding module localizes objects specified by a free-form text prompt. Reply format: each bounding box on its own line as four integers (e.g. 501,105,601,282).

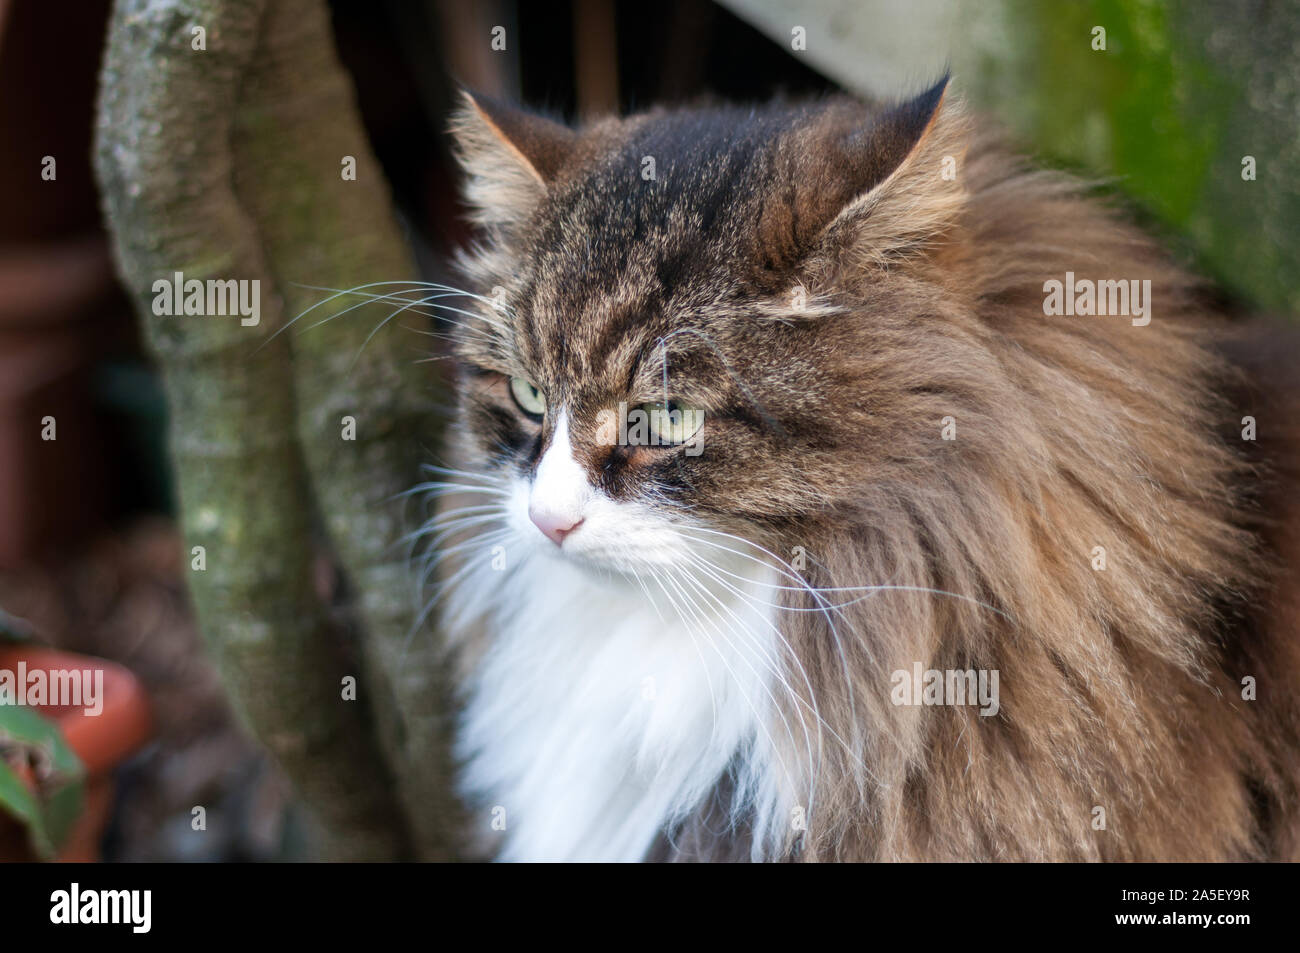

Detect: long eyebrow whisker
296,279,515,317
259,281,511,359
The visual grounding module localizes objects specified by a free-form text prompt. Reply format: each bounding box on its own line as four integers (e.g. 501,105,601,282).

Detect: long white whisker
656,563,804,819
672,563,816,812
674,528,862,752
643,564,721,729
260,280,510,358
677,527,1012,620
678,546,879,792
406,528,516,661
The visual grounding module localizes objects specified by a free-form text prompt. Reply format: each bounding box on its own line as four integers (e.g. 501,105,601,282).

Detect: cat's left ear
833,76,970,263
774,76,968,268
449,91,577,230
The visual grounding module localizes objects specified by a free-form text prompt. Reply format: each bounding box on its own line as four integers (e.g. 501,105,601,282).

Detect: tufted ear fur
761,76,968,271
449,90,578,230
829,77,971,267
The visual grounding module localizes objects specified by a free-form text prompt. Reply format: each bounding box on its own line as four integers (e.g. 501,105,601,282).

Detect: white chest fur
449,545,790,862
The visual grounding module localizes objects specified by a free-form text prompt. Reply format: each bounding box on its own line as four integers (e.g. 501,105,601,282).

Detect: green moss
958,0,1300,315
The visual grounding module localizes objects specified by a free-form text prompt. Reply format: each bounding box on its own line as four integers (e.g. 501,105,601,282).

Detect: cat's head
445,79,970,579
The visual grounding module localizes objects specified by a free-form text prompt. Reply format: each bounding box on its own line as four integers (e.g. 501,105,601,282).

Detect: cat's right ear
450,91,577,229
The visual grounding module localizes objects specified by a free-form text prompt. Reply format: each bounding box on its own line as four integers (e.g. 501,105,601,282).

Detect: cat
431,77,1300,861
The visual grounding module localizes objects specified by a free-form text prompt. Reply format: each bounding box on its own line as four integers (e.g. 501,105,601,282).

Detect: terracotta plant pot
0,646,151,861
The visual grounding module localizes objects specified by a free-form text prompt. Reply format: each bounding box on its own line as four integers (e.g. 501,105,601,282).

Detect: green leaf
0,705,86,859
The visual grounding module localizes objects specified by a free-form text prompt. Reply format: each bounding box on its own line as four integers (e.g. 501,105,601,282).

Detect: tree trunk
94,0,459,861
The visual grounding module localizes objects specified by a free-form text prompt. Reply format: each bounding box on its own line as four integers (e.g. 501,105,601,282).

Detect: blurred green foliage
959,0,1300,316
0,704,85,860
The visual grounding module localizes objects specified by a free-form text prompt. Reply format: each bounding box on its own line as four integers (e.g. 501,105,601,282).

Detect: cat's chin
532,531,687,586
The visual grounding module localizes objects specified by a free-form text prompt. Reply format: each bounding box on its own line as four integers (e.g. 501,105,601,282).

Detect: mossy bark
95,0,459,860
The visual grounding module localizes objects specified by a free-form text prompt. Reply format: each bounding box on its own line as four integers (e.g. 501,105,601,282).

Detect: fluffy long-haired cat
431,77,1300,861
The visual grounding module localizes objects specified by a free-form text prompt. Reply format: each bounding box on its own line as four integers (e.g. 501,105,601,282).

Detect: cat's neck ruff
449,537,792,862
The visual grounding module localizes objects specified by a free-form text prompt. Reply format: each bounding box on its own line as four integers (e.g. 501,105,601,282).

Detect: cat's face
446,83,960,581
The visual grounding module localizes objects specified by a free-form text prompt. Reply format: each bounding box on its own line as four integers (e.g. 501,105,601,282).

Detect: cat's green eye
641,400,705,444
509,377,546,418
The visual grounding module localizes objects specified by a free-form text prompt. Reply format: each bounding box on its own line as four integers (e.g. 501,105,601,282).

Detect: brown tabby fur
444,79,1300,861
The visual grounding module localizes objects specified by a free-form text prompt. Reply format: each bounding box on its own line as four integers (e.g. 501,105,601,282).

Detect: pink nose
529,508,583,546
